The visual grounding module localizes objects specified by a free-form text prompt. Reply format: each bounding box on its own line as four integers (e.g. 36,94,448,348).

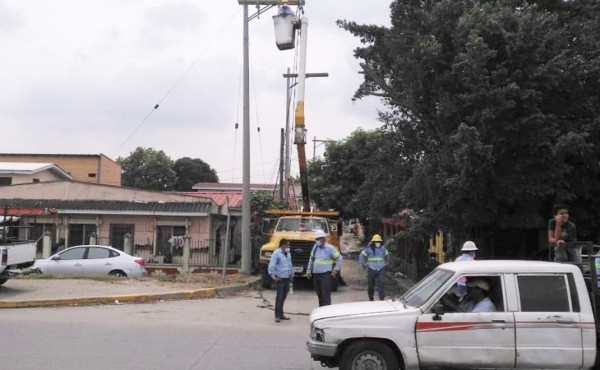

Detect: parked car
33,245,147,278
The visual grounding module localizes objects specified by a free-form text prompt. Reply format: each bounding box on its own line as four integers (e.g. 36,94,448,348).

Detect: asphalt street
0,257,403,370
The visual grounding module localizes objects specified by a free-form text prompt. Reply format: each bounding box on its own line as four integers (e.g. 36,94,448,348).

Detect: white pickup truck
0,242,37,285
307,260,599,370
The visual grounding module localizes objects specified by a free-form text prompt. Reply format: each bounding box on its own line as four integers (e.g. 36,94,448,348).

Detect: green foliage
173,157,219,191
339,0,600,237
250,191,286,217
118,148,219,192
308,129,411,232
118,147,176,191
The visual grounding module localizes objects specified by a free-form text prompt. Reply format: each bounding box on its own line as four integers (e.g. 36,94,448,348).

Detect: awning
0,216,20,225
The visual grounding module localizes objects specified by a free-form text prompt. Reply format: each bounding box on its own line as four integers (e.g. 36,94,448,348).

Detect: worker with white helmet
306,229,342,306
455,241,478,294
359,234,390,301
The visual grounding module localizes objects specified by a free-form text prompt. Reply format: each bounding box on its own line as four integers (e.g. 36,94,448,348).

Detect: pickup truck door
513,273,583,369
416,275,516,368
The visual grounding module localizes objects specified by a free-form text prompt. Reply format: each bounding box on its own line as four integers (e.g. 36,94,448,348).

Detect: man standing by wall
306,230,342,307
268,239,293,323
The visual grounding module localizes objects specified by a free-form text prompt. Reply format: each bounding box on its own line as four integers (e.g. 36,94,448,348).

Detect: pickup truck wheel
0,276,7,286
340,340,399,370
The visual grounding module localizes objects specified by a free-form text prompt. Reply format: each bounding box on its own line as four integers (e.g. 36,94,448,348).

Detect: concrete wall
2,170,64,185
0,154,121,186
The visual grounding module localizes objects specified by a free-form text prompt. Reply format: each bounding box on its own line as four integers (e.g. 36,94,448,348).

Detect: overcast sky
0,0,391,184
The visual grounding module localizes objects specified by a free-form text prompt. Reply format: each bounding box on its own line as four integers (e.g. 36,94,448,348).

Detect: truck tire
261,266,272,289
0,275,8,286
340,340,399,370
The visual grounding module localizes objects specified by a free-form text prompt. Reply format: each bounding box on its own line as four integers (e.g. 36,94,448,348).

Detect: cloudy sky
0,0,391,184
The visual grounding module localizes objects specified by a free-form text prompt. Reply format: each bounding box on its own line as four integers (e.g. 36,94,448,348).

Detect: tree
309,129,411,233
118,147,176,191
173,157,219,191
340,0,600,239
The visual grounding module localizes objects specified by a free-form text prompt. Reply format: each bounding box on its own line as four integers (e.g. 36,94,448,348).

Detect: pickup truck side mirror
432,303,444,321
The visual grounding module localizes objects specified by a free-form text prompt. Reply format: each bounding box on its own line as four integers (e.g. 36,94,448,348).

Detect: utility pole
284,67,292,205
237,0,304,274
312,137,335,162
282,70,328,205
240,3,252,275
279,128,284,201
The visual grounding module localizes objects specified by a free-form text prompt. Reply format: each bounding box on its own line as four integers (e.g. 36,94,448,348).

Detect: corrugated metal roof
0,162,72,179
192,182,277,192
0,199,210,214
182,192,243,208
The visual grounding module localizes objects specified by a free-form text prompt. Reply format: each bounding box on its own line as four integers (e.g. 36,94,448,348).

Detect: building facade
0,153,121,186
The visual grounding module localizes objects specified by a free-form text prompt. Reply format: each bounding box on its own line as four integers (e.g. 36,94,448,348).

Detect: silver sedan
34,245,148,278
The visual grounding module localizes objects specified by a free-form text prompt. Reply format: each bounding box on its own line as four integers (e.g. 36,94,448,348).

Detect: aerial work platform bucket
273,15,296,50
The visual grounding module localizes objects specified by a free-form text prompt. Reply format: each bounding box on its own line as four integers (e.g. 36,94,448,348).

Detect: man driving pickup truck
467,278,497,313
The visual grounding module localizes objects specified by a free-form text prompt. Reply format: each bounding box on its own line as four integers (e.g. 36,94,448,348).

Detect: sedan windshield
401,268,453,308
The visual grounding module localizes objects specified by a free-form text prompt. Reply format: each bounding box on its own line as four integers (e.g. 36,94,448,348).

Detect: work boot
280,315,291,320
368,296,374,301
379,295,385,301
275,317,281,323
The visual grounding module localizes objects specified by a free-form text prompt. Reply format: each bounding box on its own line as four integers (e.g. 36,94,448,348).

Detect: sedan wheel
109,270,127,278
340,340,399,370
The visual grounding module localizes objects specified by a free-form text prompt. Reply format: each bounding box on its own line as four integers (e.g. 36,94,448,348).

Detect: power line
112,7,242,158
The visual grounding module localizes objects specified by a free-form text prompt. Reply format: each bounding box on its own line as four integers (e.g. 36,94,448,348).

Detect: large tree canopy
338,0,600,238
118,147,176,191
309,129,410,230
173,157,219,191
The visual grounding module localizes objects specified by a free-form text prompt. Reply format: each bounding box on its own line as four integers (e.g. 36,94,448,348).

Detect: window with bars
110,224,134,251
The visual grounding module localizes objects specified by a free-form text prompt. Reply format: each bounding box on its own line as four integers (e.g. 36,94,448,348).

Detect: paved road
0,253,413,370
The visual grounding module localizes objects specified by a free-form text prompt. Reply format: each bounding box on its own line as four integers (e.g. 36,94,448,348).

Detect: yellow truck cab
259,210,341,290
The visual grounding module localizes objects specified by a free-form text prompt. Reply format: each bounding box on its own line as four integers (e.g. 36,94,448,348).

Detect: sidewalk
0,275,260,309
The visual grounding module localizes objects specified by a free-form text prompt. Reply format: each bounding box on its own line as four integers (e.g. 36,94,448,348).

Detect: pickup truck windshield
276,218,329,233
401,268,453,307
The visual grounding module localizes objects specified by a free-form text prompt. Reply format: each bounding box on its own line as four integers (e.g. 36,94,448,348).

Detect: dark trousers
274,278,290,318
367,267,385,301
313,272,332,307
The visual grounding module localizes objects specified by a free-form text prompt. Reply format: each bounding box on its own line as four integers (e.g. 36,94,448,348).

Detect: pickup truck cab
307,260,597,370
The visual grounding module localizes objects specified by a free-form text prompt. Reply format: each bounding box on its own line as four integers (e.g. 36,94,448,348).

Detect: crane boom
294,17,310,211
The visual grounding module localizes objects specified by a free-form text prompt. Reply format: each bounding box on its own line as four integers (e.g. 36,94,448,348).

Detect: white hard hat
461,241,478,251
315,229,327,239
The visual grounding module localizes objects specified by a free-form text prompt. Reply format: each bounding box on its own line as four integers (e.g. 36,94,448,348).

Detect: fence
35,234,234,269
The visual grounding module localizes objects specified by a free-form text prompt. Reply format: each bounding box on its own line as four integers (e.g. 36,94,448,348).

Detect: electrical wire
249,51,267,184
112,7,241,158
231,63,244,182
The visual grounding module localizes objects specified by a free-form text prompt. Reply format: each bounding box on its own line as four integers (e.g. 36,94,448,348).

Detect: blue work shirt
359,244,389,271
455,253,475,288
470,297,497,313
268,248,293,279
307,242,342,274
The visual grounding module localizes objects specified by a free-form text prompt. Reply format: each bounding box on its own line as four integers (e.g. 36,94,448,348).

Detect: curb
0,276,261,309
